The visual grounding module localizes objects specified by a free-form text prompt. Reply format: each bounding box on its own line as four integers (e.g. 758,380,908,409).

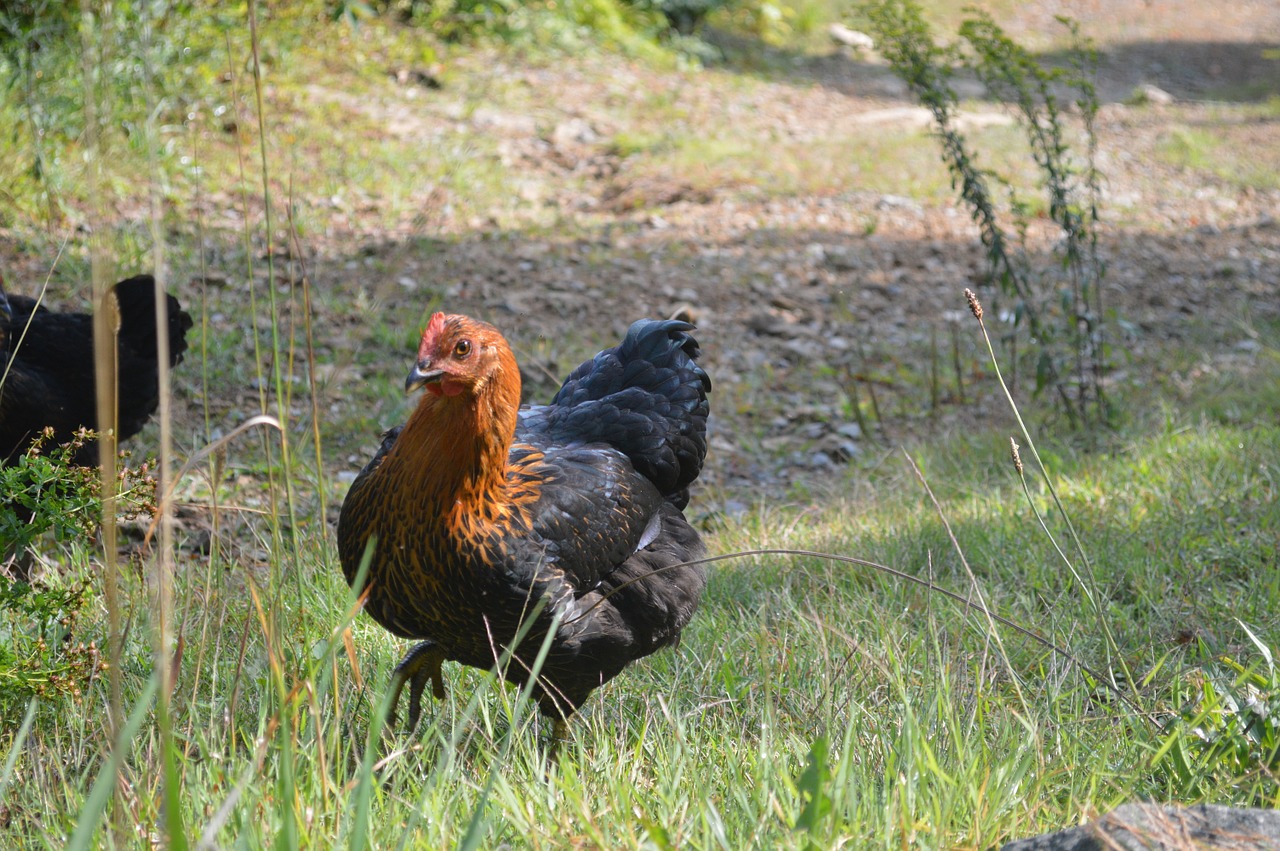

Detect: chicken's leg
386,641,447,732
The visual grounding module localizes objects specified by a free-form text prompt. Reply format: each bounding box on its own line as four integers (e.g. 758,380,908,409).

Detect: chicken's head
406,312,518,403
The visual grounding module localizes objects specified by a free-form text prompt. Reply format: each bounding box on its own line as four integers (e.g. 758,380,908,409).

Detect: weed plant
864,0,1110,427
0,432,154,713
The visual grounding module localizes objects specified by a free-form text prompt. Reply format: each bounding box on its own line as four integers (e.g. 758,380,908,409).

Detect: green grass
1155,122,1280,192
6,376,1279,847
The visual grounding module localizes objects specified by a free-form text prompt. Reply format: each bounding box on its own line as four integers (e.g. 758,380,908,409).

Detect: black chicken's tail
111,275,194,368
520,319,711,507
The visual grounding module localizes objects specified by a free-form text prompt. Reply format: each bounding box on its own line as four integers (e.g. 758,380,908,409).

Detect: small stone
1130,83,1174,106
552,117,599,147
822,436,860,463
747,313,790,336
876,194,922,214
824,248,863,271
828,24,874,51
836,422,863,439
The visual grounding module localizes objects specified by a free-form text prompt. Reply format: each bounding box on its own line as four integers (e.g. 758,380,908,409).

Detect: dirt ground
7,1,1280,509
298,1,1280,503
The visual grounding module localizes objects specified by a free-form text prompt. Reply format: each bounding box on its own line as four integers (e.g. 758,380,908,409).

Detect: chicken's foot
540,715,572,767
387,641,447,732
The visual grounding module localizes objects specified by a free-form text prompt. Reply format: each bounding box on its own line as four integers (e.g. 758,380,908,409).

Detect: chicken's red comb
419,311,448,360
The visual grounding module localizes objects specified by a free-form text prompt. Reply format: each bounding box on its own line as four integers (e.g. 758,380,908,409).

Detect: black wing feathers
518,319,710,505
518,440,664,591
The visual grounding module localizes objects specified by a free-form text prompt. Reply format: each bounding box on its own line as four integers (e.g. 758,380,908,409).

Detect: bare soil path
296,1,1279,502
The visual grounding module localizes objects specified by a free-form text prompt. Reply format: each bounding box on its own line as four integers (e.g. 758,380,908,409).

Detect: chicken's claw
386,641,447,732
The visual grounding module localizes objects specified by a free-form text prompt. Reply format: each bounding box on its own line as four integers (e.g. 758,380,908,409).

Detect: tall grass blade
76,1,126,841
67,673,161,851
0,699,37,800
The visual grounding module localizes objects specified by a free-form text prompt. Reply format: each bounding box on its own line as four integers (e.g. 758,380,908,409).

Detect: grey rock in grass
1003,803,1280,850
829,24,875,52
1130,83,1175,106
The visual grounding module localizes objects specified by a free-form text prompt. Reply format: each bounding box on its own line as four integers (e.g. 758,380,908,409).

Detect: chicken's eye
453,339,472,359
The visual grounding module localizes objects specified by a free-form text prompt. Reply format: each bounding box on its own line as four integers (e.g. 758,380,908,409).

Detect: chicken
0,274,194,466
337,313,711,736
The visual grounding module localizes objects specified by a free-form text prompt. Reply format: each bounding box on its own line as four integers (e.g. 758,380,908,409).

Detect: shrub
1,431,157,714
863,1,1111,427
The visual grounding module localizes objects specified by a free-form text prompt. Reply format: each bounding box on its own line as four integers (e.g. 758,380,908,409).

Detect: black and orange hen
0,274,193,466
337,313,711,735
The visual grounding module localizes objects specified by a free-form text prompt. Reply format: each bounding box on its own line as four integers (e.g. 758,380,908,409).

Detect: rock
670,303,699,324
747,312,792,336
390,66,443,89
829,24,875,52
824,247,864,271
552,117,599,147
1130,83,1174,106
876,194,923,214
470,107,538,134
820,434,859,463
1002,803,1280,851
835,422,863,440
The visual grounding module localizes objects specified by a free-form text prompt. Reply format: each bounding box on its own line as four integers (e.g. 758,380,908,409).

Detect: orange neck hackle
390,314,523,514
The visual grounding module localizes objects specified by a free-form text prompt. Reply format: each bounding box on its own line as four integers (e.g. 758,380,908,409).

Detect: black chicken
0,274,193,466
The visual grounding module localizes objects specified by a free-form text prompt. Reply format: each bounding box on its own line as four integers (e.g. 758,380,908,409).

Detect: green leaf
794,736,832,837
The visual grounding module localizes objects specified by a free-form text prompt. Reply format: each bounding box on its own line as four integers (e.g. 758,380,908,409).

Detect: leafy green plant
794,736,834,848
0,579,101,715
1,431,157,713
863,1,1111,427
1154,627,1280,806
2,432,102,562
1,429,157,563
373,0,524,42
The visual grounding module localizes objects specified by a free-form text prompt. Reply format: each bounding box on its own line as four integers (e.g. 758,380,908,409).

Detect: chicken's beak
405,361,445,394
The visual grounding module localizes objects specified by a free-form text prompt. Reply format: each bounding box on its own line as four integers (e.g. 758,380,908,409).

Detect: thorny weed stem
965,288,1134,692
